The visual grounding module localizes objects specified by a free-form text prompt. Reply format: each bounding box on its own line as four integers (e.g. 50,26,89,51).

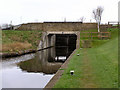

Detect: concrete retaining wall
37,32,56,50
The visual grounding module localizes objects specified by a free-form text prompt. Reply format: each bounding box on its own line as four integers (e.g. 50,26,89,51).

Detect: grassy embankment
1,30,42,53
54,28,118,88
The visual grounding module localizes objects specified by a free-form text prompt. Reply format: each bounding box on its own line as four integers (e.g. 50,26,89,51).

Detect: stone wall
16,22,97,31
80,23,97,30
100,24,108,32
43,22,97,31
17,23,43,30
43,22,82,31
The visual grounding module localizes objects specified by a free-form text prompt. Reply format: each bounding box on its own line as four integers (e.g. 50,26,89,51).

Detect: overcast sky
0,0,119,25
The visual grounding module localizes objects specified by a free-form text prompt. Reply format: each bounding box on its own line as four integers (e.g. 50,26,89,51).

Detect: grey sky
0,0,119,25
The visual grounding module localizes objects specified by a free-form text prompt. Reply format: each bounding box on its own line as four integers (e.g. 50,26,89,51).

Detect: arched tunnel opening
55,34,77,62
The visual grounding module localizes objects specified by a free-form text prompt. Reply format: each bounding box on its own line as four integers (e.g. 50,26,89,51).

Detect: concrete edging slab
45,49,77,88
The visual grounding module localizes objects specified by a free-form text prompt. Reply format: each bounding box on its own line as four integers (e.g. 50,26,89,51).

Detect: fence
108,21,120,29
80,32,111,40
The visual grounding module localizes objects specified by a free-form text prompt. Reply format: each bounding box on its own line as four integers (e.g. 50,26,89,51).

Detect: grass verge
53,28,118,88
1,30,42,53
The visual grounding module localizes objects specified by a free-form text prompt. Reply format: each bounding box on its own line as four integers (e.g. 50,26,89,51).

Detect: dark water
2,46,74,88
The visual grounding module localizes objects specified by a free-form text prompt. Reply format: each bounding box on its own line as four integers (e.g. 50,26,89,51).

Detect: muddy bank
1,46,53,58
1,49,36,58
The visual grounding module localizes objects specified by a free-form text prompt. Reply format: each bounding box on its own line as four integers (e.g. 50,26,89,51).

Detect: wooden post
108,22,109,29
118,22,119,29
91,32,92,40
99,32,102,40
109,32,111,39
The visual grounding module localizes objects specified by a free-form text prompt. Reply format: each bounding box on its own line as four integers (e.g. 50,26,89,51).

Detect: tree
79,17,85,22
93,6,104,32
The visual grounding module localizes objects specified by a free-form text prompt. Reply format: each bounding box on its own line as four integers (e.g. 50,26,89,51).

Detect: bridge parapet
47,31,79,35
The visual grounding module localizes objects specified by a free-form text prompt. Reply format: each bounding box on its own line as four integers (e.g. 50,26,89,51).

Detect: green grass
80,29,98,40
54,28,118,88
2,30,42,52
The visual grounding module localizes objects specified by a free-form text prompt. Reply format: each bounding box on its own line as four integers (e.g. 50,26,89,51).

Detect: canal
2,47,75,88
2,34,77,88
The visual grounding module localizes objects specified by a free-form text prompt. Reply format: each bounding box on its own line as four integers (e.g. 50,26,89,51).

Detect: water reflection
2,53,35,68
55,46,75,62
2,46,75,88
2,53,53,88
18,47,62,74
18,46,74,74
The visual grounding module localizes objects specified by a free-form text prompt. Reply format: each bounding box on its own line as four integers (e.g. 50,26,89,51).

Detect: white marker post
70,70,74,75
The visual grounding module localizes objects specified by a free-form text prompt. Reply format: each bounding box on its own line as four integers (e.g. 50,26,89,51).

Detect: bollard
77,54,80,56
70,70,74,75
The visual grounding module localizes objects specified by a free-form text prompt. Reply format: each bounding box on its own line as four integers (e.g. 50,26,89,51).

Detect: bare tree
93,6,104,32
79,17,85,22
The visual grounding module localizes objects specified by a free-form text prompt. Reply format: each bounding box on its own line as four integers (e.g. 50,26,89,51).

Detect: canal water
2,46,75,88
